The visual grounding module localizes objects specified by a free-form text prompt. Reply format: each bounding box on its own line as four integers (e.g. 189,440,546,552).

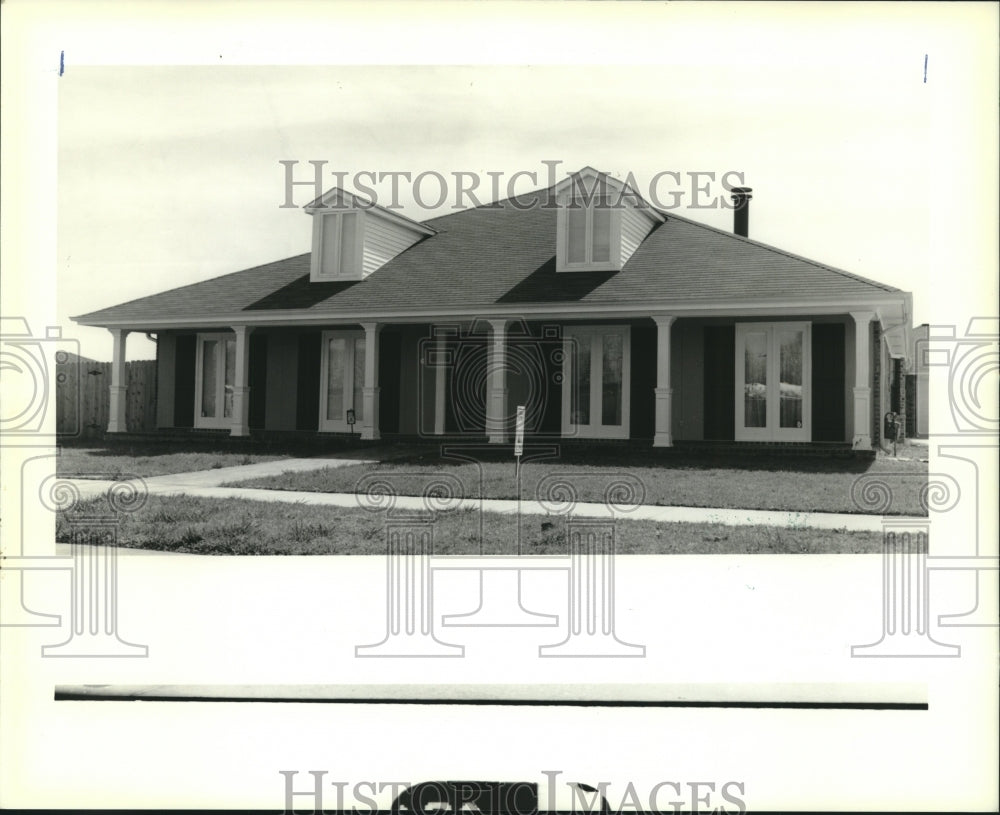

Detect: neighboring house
73,167,912,451
907,323,930,438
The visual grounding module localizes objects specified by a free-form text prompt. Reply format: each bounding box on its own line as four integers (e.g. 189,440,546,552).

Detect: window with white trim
318,330,366,433
561,325,631,439
316,211,363,280
558,195,620,272
735,322,812,442
194,332,236,429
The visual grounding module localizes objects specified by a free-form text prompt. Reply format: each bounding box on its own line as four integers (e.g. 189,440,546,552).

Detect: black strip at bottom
53,692,926,710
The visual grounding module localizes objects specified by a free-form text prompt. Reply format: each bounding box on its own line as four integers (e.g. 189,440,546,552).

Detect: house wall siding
363,214,424,277
619,206,656,267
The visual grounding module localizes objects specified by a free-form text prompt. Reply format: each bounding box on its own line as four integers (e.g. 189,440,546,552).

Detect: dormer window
566,195,614,267
305,187,436,283
560,194,620,272
555,167,664,273
317,210,362,279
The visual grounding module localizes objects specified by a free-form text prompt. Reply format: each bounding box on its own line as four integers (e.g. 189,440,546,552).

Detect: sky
51,6,998,361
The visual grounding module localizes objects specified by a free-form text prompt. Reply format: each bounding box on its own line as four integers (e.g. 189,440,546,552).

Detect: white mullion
218,339,228,420
332,215,342,276
345,336,355,418
589,332,602,431
194,336,205,423
562,334,573,434
767,328,778,433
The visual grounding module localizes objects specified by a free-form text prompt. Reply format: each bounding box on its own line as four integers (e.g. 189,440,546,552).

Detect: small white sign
514,405,526,457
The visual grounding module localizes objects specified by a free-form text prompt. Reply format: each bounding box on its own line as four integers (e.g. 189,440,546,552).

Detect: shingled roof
74,187,902,326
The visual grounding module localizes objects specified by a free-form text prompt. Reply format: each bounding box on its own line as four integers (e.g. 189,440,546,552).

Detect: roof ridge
662,210,900,293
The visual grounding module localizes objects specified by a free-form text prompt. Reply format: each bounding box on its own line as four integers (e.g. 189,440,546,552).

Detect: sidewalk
138,456,375,488
65,477,915,532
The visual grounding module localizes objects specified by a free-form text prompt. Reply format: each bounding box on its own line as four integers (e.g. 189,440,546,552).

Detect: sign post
513,405,525,461
514,405,525,554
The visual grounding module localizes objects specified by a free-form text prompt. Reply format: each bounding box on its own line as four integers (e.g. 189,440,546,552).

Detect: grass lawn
58,494,882,555
223,447,929,516
56,443,291,478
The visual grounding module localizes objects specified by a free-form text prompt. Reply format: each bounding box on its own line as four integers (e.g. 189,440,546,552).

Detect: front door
735,322,811,441
562,325,631,439
319,330,366,433
194,332,235,429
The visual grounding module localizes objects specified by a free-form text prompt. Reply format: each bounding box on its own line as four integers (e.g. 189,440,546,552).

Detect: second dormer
554,167,663,273
305,188,435,282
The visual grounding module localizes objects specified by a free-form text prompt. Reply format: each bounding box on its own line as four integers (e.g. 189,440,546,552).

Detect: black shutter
295,332,321,431
172,334,196,428
379,330,402,434
811,323,846,442
703,325,736,440
248,333,267,430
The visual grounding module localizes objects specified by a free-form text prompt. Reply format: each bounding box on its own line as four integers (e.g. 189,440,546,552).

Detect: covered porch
103,305,903,452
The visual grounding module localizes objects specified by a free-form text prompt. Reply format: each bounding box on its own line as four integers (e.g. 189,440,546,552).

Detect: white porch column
487,319,508,444
361,322,382,440
652,315,676,447
230,325,254,437
107,329,129,433
850,311,875,450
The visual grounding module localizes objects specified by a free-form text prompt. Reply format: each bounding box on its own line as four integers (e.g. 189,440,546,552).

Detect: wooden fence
57,359,158,437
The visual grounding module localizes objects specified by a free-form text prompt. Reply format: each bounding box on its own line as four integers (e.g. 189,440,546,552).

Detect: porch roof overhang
75,291,911,332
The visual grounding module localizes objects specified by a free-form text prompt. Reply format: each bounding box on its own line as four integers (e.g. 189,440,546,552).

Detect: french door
735,322,811,441
319,330,366,433
194,333,236,429
562,325,631,439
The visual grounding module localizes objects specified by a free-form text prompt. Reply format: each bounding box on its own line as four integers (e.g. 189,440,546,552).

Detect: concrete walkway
138,456,375,488
66,477,915,532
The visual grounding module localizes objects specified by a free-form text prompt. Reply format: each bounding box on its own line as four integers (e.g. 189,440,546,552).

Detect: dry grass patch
58,494,882,555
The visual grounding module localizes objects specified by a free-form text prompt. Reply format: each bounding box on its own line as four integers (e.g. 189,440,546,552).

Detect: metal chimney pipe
731,186,753,238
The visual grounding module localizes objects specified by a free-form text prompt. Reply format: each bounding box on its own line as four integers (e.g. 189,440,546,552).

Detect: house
907,323,930,438
73,167,912,451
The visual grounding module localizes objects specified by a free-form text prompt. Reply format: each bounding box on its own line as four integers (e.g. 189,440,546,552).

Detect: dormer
305,188,435,282
554,167,663,272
